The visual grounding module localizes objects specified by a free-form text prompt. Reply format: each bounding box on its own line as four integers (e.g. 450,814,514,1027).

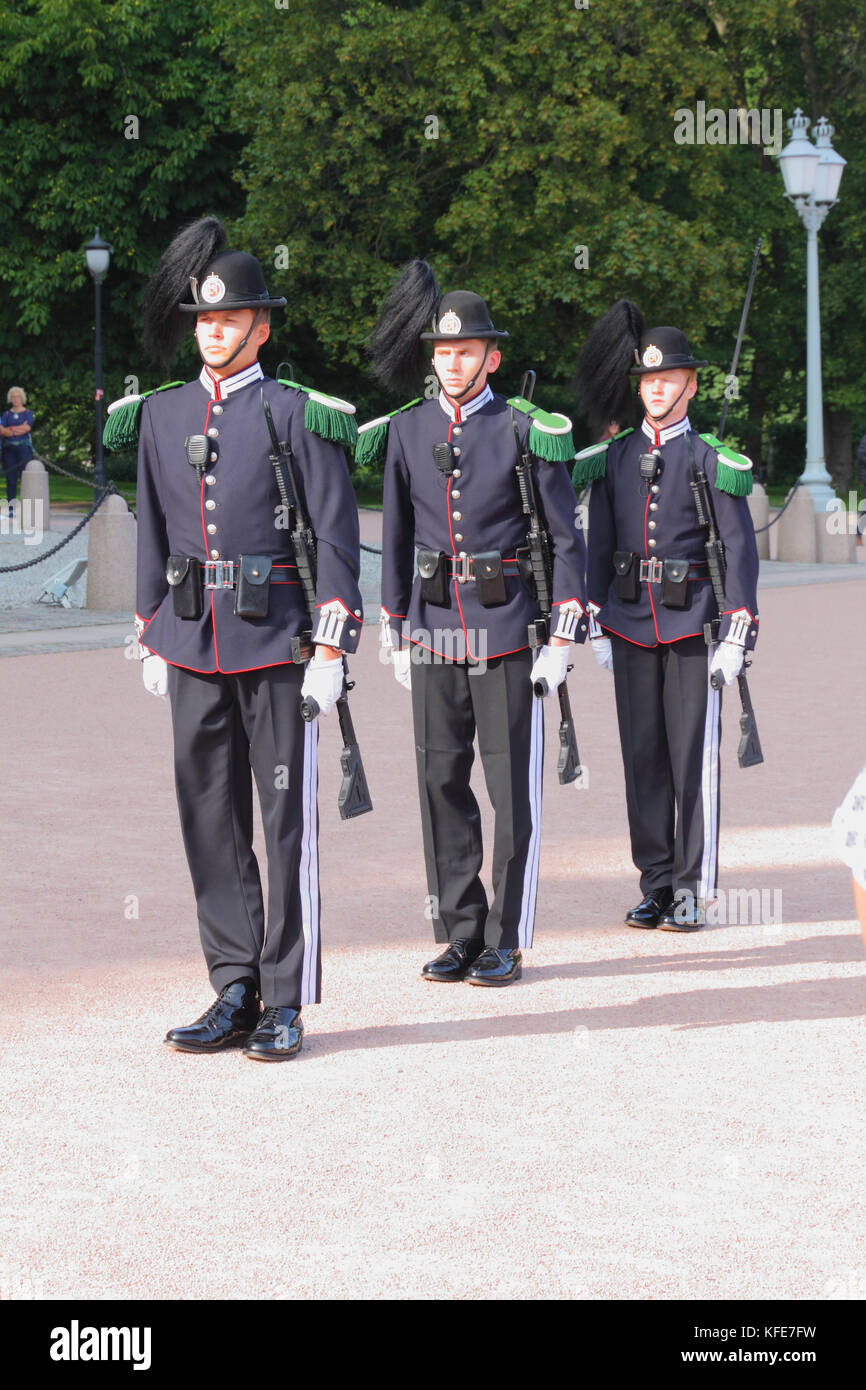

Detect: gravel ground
0,573,863,1302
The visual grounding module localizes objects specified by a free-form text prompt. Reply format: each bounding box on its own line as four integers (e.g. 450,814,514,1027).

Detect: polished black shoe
164,978,260,1053
625,887,674,929
243,1006,303,1061
658,898,705,931
465,947,522,987
421,938,485,983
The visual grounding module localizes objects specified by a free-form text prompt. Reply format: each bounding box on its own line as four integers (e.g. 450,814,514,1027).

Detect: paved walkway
0,530,864,1300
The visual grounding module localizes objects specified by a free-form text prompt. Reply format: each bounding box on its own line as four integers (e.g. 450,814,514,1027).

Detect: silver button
454,533,463,542
648,520,656,530
651,484,660,494
251,568,260,577
451,490,460,499
452,469,461,479
205,474,216,486
207,427,219,438
459,551,467,558
751,629,757,637
210,549,220,560
206,523,217,535
354,609,362,617
453,448,461,457
209,452,218,463
205,499,216,511
453,426,462,435
649,502,658,511
212,404,224,416
648,539,656,548
452,511,462,521
349,628,357,637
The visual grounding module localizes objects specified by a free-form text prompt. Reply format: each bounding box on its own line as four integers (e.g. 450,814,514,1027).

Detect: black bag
473,551,508,607
167,555,202,620
417,548,449,607
660,558,690,609
235,555,272,619
613,550,640,603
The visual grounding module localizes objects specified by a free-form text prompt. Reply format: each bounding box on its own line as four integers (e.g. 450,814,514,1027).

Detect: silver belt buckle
640,558,662,583
204,560,235,588
454,553,472,584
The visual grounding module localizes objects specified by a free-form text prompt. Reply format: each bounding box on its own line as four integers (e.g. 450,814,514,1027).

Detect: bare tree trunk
823,406,852,495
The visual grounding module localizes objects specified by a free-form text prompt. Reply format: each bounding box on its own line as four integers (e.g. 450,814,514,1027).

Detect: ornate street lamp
84,229,113,495
777,111,846,509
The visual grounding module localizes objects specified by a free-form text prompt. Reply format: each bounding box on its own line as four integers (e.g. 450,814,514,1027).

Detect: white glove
142,652,168,699
392,648,412,691
591,636,614,673
529,643,569,696
301,654,344,716
710,641,744,686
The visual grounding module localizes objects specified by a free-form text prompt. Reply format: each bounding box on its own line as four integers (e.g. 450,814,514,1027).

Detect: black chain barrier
753,480,801,533
0,452,118,574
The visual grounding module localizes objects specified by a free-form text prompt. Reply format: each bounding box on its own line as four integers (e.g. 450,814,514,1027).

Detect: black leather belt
447,555,522,583
639,558,708,583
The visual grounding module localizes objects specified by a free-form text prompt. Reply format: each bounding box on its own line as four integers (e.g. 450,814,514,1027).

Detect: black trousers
411,649,543,949
610,633,721,902
166,663,320,1007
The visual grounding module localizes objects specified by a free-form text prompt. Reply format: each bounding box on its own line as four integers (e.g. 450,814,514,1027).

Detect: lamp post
84,229,113,496
777,110,846,511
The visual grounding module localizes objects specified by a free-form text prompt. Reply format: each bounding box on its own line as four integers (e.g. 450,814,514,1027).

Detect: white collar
199,361,264,401
641,413,691,446
437,383,493,423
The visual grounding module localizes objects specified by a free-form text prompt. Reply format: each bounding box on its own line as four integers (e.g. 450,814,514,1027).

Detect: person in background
0,387,34,514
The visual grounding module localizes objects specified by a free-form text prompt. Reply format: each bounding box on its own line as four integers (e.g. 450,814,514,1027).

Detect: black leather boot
164,978,260,1053
243,1006,303,1061
421,938,486,983
625,887,674,929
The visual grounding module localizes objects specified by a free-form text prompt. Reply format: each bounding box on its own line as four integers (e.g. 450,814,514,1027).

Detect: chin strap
197,307,262,370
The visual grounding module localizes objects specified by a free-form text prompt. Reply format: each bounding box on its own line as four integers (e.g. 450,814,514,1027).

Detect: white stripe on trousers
517,694,544,948
299,717,320,1005
699,649,721,902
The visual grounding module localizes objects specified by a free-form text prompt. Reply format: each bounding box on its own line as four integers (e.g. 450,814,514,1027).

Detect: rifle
261,390,373,818
512,377,582,785
687,432,763,769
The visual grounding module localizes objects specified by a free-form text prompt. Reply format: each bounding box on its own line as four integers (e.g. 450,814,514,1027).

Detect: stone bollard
86,492,137,611
775,484,817,563
20,456,51,538
816,499,856,563
747,480,770,561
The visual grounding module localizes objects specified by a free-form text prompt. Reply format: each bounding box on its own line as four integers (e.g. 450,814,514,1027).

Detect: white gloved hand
591,636,614,673
392,648,412,691
301,654,344,716
529,643,569,696
710,640,744,686
142,652,168,699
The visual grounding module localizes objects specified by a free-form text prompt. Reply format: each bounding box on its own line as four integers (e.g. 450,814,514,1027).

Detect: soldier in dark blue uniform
573,303,759,930
106,217,363,1058
359,261,587,985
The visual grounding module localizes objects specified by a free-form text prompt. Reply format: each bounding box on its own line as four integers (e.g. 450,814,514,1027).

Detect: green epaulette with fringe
699,433,754,497
103,382,184,452
278,379,358,448
354,398,423,468
571,428,634,488
507,396,574,463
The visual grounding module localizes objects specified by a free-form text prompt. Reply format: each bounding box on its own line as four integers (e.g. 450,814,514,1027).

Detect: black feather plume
142,216,227,371
573,299,644,438
368,259,441,397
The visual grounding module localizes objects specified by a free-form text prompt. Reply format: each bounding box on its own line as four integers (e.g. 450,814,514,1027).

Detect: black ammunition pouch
474,550,508,607
660,558,690,609
167,555,202,619
234,555,272,619
613,550,640,603
417,548,449,607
